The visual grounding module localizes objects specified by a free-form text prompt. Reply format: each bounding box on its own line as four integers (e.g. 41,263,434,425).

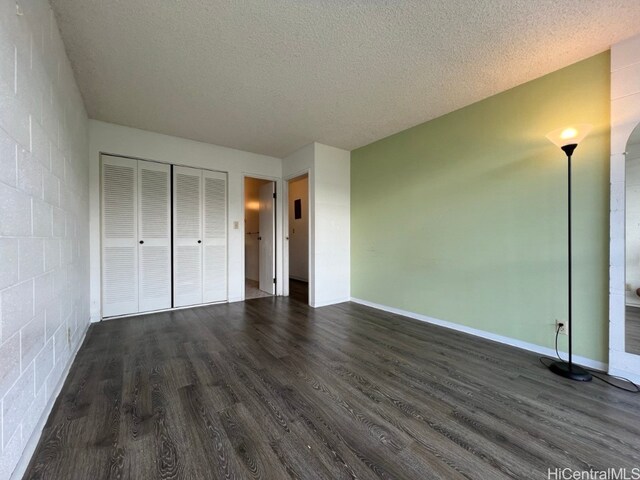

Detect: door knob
197,240,202,244
139,240,144,244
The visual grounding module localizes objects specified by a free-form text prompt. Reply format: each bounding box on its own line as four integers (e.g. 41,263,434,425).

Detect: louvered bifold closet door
203,170,227,303
138,160,171,312
102,155,138,317
173,166,203,307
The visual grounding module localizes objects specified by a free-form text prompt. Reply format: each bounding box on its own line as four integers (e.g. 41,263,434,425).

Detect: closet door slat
101,155,138,317
203,170,227,303
173,166,203,307
102,157,228,317
138,160,171,312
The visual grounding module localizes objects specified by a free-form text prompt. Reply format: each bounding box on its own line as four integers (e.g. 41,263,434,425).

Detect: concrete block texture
0,1,89,477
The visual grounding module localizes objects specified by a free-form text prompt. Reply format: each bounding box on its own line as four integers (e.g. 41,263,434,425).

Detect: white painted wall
314,143,350,306
283,142,350,307
89,120,283,318
0,2,90,478
288,176,309,281
610,33,640,383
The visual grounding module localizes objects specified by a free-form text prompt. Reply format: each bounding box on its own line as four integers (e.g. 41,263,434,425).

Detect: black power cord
538,324,640,393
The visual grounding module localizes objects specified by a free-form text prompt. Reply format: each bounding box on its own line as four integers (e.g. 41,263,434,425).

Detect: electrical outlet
555,319,568,336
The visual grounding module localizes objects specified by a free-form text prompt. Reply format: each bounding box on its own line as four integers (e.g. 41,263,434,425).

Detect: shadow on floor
289,279,308,304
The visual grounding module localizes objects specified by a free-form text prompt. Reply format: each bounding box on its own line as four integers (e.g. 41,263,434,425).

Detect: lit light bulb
546,124,592,149
560,128,578,140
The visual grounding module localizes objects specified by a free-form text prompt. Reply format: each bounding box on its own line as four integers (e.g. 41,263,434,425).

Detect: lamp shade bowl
545,124,593,149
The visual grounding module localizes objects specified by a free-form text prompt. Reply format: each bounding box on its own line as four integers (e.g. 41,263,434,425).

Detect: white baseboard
608,349,640,384
350,297,608,371
312,297,351,308
608,367,640,385
11,321,91,480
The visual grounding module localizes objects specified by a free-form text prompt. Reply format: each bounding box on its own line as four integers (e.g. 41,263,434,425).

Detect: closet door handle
139,240,144,244
197,240,202,244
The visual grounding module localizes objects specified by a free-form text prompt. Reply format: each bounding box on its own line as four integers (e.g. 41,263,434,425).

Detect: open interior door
258,182,275,294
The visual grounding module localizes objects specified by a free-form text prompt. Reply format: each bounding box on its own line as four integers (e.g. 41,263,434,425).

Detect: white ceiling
51,0,640,158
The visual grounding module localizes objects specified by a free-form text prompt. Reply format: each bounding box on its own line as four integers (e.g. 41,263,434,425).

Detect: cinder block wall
0,1,89,476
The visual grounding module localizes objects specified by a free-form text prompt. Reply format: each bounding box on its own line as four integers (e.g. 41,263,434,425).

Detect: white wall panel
610,33,640,383
611,34,640,72
313,143,350,307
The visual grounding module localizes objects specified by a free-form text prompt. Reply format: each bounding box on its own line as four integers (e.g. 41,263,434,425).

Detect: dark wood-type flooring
289,279,308,304
626,305,640,355
24,296,640,479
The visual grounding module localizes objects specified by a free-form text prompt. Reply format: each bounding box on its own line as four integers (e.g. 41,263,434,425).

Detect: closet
173,166,227,307
101,155,227,318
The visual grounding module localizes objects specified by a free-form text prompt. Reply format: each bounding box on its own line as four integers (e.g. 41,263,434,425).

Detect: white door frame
283,169,312,305
241,173,283,300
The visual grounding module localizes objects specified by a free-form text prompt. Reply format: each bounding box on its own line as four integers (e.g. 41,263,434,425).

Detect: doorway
288,174,309,303
244,177,276,299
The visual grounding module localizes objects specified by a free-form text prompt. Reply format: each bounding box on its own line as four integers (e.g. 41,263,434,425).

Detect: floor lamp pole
548,143,592,381
567,150,573,370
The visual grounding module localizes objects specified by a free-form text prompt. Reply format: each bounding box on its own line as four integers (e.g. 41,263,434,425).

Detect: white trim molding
312,297,351,309
609,33,640,381
351,298,608,371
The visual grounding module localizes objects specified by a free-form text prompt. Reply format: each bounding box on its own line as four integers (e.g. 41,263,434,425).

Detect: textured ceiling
50,0,640,158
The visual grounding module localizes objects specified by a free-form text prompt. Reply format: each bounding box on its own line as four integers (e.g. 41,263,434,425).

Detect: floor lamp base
548,361,592,382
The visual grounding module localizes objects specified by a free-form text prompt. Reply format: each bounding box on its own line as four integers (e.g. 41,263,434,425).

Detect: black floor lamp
545,124,593,382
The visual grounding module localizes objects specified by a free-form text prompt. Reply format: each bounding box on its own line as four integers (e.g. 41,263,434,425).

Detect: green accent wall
351,52,611,362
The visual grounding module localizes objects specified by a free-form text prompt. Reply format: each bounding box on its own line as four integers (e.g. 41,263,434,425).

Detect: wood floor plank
23,291,640,479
